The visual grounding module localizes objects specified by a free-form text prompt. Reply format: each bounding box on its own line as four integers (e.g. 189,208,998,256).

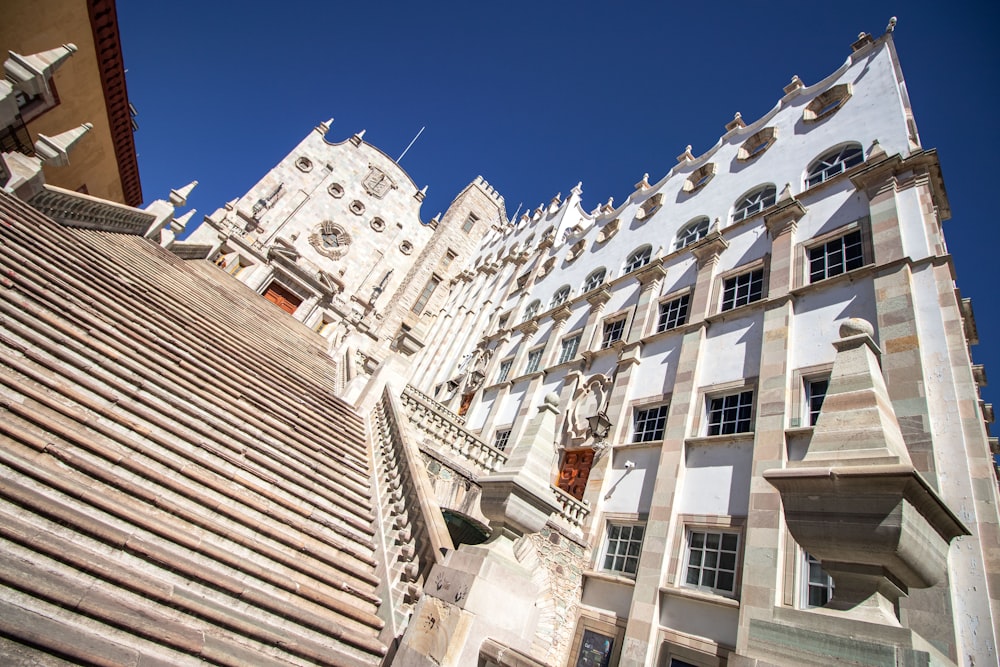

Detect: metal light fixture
587,410,613,454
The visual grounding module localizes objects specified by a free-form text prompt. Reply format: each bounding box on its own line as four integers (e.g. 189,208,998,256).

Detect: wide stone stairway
0,191,389,666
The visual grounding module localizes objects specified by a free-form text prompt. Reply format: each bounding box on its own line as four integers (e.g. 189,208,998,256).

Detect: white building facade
182,28,998,667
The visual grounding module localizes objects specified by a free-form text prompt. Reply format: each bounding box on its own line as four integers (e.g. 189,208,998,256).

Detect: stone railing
30,184,155,235
404,384,466,425
401,385,505,474
370,389,455,632
549,484,590,534
401,385,590,534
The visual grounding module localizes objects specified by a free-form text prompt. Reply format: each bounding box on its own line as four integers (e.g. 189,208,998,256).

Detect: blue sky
118,1,1000,410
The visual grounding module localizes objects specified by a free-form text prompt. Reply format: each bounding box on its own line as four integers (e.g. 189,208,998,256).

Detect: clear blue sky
118,1,1000,411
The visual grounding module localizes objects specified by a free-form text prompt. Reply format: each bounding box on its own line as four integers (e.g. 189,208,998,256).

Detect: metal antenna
396,126,425,163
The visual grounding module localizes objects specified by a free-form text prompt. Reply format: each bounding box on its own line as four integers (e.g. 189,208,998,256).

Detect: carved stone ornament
565,374,612,442
309,222,351,259
363,166,395,199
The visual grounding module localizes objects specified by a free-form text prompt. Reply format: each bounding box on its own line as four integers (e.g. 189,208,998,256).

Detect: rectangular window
559,335,581,364
684,530,739,595
496,359,513,383
411,275,440,314
496,313,510,331
601,319,626,349
462,213,478,233
633,405,669,443
809,230,864,282
722,269,764,311
525,348,544,374
657,294,690,332
493,429,511,452
602,523,645,576
441,249,457,269
802,552,834,608
707,390,754,435
806,378,829,426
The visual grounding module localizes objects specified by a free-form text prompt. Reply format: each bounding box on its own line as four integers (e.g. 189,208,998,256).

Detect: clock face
321,231,339,248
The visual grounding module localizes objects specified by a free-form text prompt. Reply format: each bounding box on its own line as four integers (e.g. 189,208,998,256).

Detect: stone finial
867,139,886,160
601,196,614,214
169,180,198,207
777,182,793,203
803,317,911,466
171,209,196,233
415,185,428,202
570,181,583,197
711,217,721,232
33,122,93,166
635,173,650,190
350,129,366,146
478,393,562,539
0,80,18,127
315,117,334,134
725,112,746,132
676,145,695,163
4,43,77,97
886,16,897,32
783,75,805,95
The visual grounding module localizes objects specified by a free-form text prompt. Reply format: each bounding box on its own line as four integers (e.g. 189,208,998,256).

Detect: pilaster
619,324,708,666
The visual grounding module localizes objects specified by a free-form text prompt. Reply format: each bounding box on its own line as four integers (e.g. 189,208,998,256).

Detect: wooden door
262,281,302,314
558,448,594,501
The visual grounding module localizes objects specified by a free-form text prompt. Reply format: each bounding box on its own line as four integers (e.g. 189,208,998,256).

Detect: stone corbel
585,287,612,308
635,263,666,287
763,195,806,237
689,230,729,268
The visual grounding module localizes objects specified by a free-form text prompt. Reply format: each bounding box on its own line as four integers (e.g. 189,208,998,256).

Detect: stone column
618,239,727,666
734,198,803,653
626,264,667,344
392,395,563,667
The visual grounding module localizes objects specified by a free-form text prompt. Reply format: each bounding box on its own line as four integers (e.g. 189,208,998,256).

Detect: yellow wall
0,0,130,204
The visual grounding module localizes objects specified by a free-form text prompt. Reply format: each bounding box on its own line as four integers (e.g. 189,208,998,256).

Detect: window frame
624,245,653,274
683,163,717,193
632,404,669,443
805,377,830,427
720,267,765,312
674,217,710,251
796,218,873,289
705,388,755,436
411,274,441,315
600,520,647,578
805,143,865,188
656,292,691,334
462,212,479,233
800,551,835,609
732,184,777,224
737,126,777,161
522,299,541,322
524,346,544,374
558,333,582,364
583,267,607,293
682,528,741,597
600,317,627,349
550,285,571,309
496,358,513,384
492,428,512,452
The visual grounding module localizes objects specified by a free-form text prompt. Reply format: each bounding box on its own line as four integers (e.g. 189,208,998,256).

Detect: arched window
624,245,652,274
675,216,710,250
732,185,777,223
522,299,541,322
583,268,606,293
551,285,571,309
806,144,864,188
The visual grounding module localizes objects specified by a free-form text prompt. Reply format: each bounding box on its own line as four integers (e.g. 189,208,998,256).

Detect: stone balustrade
401,384,506,474
30,184,155,234
401,384,590,534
